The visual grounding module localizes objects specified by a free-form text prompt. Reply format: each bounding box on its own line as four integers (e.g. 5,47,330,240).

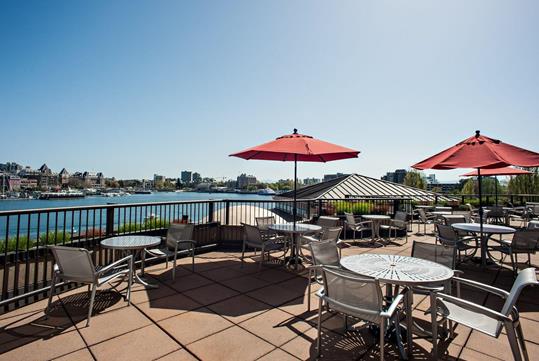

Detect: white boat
258,188,277,195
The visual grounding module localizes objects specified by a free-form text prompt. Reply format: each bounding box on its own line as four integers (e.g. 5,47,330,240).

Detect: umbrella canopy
460,167,532,177
230,129,359,224
412,131,539,170
412,130,539,267
230,129,359,162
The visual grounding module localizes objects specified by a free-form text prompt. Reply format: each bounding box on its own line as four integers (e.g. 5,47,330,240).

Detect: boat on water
39,190,85,200
257,188,277,196
134,189,152,194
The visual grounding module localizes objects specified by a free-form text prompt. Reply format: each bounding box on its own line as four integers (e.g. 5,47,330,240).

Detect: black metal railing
0,196,418,308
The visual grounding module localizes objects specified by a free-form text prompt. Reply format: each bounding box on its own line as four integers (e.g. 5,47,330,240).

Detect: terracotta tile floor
1,222,539,360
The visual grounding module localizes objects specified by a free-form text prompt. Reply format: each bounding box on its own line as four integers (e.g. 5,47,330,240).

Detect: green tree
508,168,539,194
461,178,475,195
403,170,426,189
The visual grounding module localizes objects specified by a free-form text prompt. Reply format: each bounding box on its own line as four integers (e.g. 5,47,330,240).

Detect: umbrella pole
495,176,498,206
293,154,297,226
478,168,485,266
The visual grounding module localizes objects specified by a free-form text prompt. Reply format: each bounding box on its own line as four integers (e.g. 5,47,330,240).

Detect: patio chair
306,239,341,310
344,212,373,243
315,266,408,361
486,206,508,225
466,203,478,217
316,216,340,229
379,211,409,244
46,245,133,326
490,230,539,275
416,208,436,235
255,216,277,240
241,223,286,270
300,226,344,257
435,224,478,263
443,215,467,227
430,268,538,360
528,221,539,230
146,223,196,280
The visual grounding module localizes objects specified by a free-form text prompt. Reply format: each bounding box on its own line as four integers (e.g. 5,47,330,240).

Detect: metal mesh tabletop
362,215,390,220
101,235,161,250
340,254,454,285
269,223,322,235
451,223,516,235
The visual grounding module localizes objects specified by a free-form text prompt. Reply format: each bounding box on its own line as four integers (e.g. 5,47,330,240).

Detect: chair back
466,203,476,213
444,215,466,226
255,216,276,231
511,230,539,251
310,240,340,267
321,266,384,323
487,206,505,218
317,216,339,229
319,226,343,243
344,212,357,227
243,223,264,247
497,268,539,335
436,224,459,246
411,241,457,269
417,208,428,222
528,221,539,230
166,223,195,250
394,211,408,223
49,246,96,283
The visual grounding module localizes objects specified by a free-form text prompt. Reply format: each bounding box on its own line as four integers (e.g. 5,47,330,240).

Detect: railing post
208,201,215,223
435,195,438,205
224,200,230,225
306,200,311,220
510,194,514,205
318,200,323,217
105,206,115,236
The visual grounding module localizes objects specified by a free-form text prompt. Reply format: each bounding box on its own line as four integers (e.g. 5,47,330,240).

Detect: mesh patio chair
146,223,196,280
300,226,343,256
416,208,436,235
344,212,373,244
316,216,340,229
255,216,278,240
316,266,408,360
379,211,409,244
46,245,133,326
436,224,478,263
241,223,286,270
490,230,539,275
528,221,539,230
431,268,538,360
486,206,508,225
306,239,341,311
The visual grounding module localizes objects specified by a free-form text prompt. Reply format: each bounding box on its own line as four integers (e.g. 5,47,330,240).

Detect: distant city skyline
2,1,538,182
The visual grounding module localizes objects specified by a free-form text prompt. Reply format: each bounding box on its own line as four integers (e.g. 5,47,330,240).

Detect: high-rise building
323,173,348,182
303,177,321,186
381,169,407,184
153,174,165,188
181,171,192,184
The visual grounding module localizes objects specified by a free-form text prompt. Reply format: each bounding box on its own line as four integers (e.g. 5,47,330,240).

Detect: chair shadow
0,290,122,355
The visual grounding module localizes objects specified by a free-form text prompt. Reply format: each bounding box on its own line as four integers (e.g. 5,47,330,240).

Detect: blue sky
1,1,538,182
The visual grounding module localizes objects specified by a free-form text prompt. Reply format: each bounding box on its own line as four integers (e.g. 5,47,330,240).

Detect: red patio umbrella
412,130,539,262
460,167,532,206
230,129,360,222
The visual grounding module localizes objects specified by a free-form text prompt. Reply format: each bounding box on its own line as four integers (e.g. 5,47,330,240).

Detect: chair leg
127,258,133,305
172,252,177,281
191,244,195,272
46,272,57,314
87,283,97,327
430,292,439,357
316,298,323,357
515,321,529,361
241,241,246,268
505,321,524,361
307,269,312,311
259,246,265,271
379,319,385,361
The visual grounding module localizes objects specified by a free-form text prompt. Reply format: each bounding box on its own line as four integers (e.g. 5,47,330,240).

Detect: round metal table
268,223,322,269
101,236,161,288
341,253,454,358
451,223,516,267
361,215,391,243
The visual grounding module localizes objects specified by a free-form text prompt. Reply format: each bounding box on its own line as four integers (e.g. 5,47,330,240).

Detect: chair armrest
452,277,510,299
381,291,406,318
97,255,133,275
434,292,511,322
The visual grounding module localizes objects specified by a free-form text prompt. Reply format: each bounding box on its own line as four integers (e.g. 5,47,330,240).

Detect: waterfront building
0,162,22,174
153,174,165,188
426,182,460,193
381,169,407,184
192,172,202,184
323,173,348,182
7,176,21,191
303,177,321,185
236,173,257,189
181,171,192,184
59,168,70,185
